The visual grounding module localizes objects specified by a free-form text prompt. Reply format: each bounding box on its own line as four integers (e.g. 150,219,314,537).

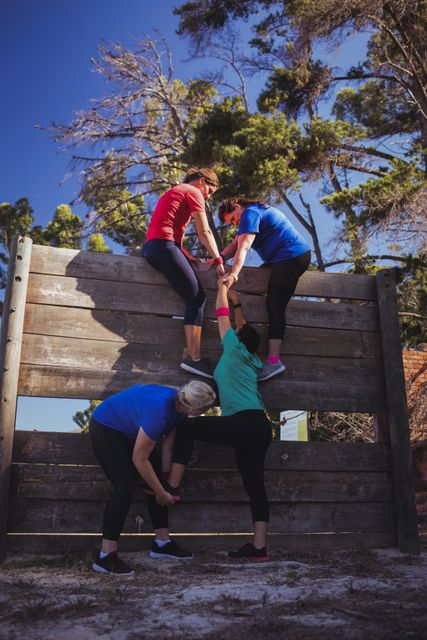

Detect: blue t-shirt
213,328,265,416
237,203,309,263
93,384,182,442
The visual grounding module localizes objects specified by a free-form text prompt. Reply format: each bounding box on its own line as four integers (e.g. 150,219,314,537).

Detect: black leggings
265,250,311,339
142,239,207,326
173,410,272,522
89,418,168,541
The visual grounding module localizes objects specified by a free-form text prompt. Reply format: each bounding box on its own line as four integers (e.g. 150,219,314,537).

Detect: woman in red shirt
143,167,225,378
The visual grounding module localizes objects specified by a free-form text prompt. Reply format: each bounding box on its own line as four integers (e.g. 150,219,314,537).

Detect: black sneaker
92,551,134,575
163,480,182,502
180,356,214,379
228,543,269,562
149,539,193,560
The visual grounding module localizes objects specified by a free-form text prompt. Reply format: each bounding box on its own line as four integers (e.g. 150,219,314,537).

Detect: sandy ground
0,544,426,640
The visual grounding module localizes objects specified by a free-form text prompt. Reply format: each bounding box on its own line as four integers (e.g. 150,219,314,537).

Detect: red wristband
213,256,223,265
215,307,230,317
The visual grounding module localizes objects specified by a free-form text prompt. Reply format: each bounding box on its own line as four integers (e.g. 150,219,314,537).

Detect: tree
0,199,111,313
175,0,427,259
50,35,221,250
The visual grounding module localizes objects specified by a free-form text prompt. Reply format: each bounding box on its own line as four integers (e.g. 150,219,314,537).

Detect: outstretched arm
227,288,246,330
221,233,256,288
216,280,232,339
192,209,225,275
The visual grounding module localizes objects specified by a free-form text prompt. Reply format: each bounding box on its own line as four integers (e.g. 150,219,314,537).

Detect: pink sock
267,356,280,365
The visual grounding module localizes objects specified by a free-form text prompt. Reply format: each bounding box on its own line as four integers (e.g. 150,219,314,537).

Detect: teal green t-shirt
213,328,265,416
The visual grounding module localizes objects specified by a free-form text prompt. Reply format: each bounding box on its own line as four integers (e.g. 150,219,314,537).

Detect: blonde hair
183,167,219,188
177,380,216,415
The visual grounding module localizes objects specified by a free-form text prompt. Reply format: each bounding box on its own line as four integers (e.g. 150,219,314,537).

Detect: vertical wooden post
0,236,32,557
376,269,419,554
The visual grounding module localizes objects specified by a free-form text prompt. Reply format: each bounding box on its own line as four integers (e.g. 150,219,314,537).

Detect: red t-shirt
146,183,205,245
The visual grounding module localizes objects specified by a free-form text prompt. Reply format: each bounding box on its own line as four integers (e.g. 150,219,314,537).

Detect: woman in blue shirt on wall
90,380,216,575
214,197,311,381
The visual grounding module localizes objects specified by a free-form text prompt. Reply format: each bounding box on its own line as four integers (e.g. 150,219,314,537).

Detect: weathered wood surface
27,274,381,337
9,464,393,502
30,244,378,300
8,498,395,534
24,298,380,335
17,364,387,411
5,530,397,553
0,236,33,557
21,330,383,368
376,270,420,554
12,432,392,471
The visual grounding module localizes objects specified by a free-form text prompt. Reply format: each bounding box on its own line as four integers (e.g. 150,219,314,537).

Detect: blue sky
1,1,369,431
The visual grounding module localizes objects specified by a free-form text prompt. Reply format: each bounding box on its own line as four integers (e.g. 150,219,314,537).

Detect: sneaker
92,551,134,575
228,543,269,562
162,480,182,502
257,360,286,382
180,356,214,379
149,539,193,560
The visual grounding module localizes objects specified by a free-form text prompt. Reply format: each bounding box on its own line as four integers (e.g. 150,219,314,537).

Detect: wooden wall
8,432,396,552
0,240,419,554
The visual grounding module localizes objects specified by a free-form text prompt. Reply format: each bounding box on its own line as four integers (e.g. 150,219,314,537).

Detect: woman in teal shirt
169,281,272,561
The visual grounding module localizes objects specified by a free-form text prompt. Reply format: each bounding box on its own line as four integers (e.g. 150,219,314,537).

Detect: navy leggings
265,250,311,339
142,239,207,326
173,410,272,522
89,418,168,540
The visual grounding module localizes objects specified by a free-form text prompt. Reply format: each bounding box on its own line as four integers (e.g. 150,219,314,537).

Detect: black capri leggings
142,239,207,326
173,410,272,523
265,250,311,339
89,418,168,541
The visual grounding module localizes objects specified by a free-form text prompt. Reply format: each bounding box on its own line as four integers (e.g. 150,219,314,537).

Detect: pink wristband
215,307,230,317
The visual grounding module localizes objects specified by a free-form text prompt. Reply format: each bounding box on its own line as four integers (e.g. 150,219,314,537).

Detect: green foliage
321,160,425,225
396,255,427,347
86,233,110,253
73,400,102,432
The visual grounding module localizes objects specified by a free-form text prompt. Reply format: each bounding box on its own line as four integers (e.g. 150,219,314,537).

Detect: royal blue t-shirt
93,384,182,442
237,204,309,263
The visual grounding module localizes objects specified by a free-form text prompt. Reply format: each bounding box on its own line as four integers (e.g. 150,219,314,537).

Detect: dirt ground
1,543,426,640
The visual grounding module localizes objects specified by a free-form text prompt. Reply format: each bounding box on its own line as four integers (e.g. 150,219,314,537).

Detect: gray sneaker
180,356,214,379
258,360,286,382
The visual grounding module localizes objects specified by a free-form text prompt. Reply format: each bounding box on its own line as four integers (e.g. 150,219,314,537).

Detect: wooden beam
376,269,420,554
0,236,32,557
17,363,387,412
12,432,391,471
5,530,397,553
30,244,378,299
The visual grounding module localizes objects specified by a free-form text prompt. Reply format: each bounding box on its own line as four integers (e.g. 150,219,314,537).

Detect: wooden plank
7,498,396,534
376,270,419,554
17,363,386,411
9,464,393,502
27,274,381,333
5,530,397,553
12,432,392,471
30,244,378,299
24,298,380,335
20,330,383,371
0,236,33,557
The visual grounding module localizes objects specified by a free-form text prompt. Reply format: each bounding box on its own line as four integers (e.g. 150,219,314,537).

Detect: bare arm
192,209,225,275
216,281,232,339
221,233,256,287
161,429,176,476
132,428,174,506
227,288,247,330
